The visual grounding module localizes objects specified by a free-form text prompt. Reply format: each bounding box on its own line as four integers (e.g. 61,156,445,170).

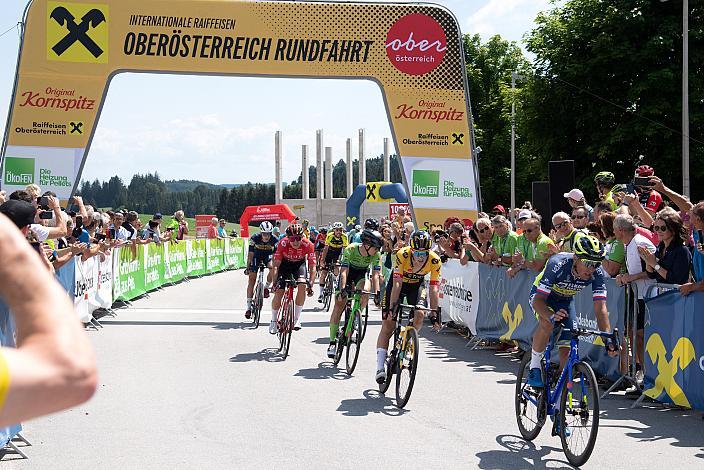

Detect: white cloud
466,0,555,42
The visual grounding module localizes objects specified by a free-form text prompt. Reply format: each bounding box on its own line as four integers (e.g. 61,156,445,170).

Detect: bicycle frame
541,337,580,415
342,290,365,338
278,279,296,331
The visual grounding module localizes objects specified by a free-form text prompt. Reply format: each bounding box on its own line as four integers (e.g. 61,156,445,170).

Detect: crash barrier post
0,300,23,457
438,260,626,382
53,238,247,325
633,285,704,411
601,283,639,399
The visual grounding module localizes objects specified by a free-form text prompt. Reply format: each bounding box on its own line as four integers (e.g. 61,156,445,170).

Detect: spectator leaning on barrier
0,212,97,427
217,218,228,238
488,215,518,267
508,217,558,278
640,210,691,285
166,210,189,240
462,217,493,264
599,212,626,277
207,217,221,239
514,209,532,235
614,213,656,376
552,211,584,253
680,201,704,295
438,222,465,261
123,211,139,240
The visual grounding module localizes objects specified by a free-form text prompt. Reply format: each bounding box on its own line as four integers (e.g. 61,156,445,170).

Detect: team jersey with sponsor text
392,246,442,285
340,243,381,271
533,252,607,301
273,237,316,264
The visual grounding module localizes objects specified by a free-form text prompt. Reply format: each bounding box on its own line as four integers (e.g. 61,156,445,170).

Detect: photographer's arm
0,214,97,427
650,177,693,213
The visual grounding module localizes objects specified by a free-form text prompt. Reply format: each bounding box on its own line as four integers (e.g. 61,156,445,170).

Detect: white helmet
259,221,273,233
332,222,344,230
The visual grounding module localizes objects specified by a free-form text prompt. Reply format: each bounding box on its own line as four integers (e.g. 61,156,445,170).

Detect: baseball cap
492,204,506,214
564,189,584,201
0,199,36,229
153,213,163,220
518,209,532,220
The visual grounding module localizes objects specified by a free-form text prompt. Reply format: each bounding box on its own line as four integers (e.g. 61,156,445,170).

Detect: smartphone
634,176,654,187
37,196,49,207
39,210,54,220
30,241,42,254
94,233,106,242
75,215,83,228
109,228,116,239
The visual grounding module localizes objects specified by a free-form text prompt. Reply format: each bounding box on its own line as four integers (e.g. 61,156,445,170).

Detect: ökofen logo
385,14,447,75
4,157,35,186
412,169,439,197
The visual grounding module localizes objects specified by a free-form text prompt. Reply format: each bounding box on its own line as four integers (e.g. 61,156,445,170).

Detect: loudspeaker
532,181,551,233
549,160,575,217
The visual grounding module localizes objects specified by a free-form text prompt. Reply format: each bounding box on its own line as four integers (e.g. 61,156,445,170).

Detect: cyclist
327,229,383,358
594,171,617,211
354,218,382,300
318,222,348,302
375,230,442,384
527,234,618,388
314,226,328,266
244,221,278,319
269,224,316,334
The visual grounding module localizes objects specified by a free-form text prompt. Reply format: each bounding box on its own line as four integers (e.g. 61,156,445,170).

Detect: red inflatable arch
239,204,297,237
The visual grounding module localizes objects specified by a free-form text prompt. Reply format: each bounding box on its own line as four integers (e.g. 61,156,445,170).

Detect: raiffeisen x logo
47,2,109,63
499,302,523,341
644,334,696,407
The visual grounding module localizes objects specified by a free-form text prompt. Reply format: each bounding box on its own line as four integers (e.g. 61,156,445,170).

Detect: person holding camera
680,202,704,296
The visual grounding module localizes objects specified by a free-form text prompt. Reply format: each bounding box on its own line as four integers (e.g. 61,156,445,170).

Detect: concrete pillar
346,138,353,197
275,131,282,203
358,128,366,186
301,145,309,199
325,147,333,199
383,137,390,182
316,130,323,200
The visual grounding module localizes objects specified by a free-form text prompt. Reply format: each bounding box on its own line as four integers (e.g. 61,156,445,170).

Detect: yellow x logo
500,302,523,341
643,334,696,407
346,216,356,226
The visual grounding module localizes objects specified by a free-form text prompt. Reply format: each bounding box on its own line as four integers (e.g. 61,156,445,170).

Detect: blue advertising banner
55,257,76,300
0,300,21,447
643,291,704,410
475,264,625,380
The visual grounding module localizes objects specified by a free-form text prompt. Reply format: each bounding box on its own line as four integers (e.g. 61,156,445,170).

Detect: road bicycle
320,262,340,312
379,303,437,408
332,287,371,375
275,277,299,360
515,325,619,467
249,262,267,329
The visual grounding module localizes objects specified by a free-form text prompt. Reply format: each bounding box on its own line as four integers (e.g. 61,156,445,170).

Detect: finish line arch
1,0,481,229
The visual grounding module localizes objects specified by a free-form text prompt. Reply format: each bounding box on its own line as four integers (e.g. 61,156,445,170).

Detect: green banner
225,238,246,269
164,241,187,284
144,243,165,292
206,239,225,273
113,245,146,301
186,239,207,277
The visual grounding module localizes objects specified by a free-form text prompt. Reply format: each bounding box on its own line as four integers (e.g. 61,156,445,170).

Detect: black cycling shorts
276,260,307,290
323,249,342,268
340,266,368,290
381,278,423,320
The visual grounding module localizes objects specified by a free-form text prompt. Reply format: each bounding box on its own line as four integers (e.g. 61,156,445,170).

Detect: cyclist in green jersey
327,230,383,358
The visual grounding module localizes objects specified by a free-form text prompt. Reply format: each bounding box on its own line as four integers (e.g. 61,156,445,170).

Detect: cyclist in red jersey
269,224,316,333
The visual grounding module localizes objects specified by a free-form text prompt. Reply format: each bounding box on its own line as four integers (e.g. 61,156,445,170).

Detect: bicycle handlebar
559,327,621,351
397,304,438,313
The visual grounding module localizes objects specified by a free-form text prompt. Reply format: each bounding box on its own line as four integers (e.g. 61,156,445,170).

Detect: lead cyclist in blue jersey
528,235,619,388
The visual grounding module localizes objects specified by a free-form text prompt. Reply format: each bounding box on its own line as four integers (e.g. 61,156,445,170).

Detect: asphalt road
3,270,703,469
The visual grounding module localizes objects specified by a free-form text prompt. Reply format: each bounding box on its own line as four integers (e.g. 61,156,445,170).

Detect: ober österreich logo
386,14,447,75
47,2,109,63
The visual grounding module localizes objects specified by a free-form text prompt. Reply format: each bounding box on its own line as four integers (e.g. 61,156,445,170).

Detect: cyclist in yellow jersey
318,222,349,302
375,230,442,383
0,213,97,426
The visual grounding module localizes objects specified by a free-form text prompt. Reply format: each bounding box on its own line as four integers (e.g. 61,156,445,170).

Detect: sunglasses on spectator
476,226,490,233
571,215,586,220
524,228,536,233
653,224,668,232
554,221,568,229
289,236,302,242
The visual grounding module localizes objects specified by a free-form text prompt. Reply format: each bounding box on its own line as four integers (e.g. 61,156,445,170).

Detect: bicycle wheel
252,282,262,329
361,305,369,341
323,274,334,311
379,353,395,394
281,303,294,360
560,361,600,467
395,327,419,408
333,328,344,367
345,309,363,375
515,353,546,441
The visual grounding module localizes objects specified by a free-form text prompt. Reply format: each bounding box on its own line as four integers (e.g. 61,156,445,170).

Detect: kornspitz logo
4,157,35,185
412,169,439,197
385,14,447,75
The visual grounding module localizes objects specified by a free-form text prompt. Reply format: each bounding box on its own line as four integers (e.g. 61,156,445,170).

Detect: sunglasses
571,215,586,220
412,250,428,257
580,259,602,269
524,228,536,234
554,221,568,230
476,227,490,233
289,236,302,242
653,224,668,232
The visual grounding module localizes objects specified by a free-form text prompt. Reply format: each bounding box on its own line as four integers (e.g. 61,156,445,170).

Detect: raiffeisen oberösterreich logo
385,14,447,75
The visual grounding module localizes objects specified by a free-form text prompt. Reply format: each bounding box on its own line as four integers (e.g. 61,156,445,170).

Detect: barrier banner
475,263,625,380
95,253,113,309
74,255,98,323
224,238,246,269
643,291,704,410
55,257,76,298
113,246,146,301
143,243,165,292
186,240,206,277
0,300,21,447
206,239,225,273
438,260,480,333
164,242,187,284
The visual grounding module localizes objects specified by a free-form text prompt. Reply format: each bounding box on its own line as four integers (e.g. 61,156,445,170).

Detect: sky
0,0,556,185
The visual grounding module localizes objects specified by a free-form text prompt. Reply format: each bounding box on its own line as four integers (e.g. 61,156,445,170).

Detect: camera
38,210,54,220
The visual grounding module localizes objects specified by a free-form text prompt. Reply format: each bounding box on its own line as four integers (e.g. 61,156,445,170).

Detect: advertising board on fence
0,300,21,447
438,260,480,333
643,291,704,410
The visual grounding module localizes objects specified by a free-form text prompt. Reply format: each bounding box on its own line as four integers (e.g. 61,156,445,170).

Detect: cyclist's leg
359,275,371,310
293,262,307,327
265,258,274,287
407,283,425,330
329,274,349,340
376,278,400,375
246,256,258,298
556,299,577,368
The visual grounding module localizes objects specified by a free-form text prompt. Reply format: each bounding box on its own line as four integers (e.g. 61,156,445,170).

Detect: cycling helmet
360,229,383,248
364,218,380,230
635,165,654,177
320,226,328,233
594,171,615,186
611,183,628,194
332,221,344,230
573,234,606,262
409,230,432,251
287,223,304,237
259,221,273,233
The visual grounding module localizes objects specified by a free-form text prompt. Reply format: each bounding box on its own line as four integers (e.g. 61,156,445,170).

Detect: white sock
530,349,543,369
376,348,387,371
265,282,271,289
294,305,303,324
246,298,252,308
271,311,277,323
319,284,324,294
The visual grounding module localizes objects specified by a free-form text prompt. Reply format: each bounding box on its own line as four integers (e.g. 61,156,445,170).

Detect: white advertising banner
74,255,98,323
400,156,478,211
438,259,480,333
95,253,113,309
2,145,84,199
